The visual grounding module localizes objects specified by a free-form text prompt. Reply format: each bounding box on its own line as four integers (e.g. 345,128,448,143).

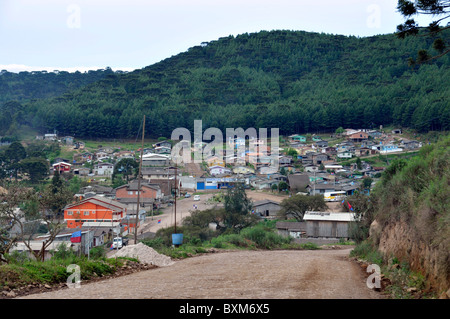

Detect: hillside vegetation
356,135,450,296
0,68,120,136
1,30,449,138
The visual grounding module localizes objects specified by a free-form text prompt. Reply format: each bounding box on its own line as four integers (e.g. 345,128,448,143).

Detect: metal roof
303,211,358,222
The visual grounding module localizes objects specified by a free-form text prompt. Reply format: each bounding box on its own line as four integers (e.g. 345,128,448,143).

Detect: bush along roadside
141,220,321,260
0,246,155,299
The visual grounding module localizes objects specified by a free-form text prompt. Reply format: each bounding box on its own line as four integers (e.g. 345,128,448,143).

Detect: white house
141,153,171,167
337,151,353,159
209,165,232,176
372,144,403,154
94,162,114,176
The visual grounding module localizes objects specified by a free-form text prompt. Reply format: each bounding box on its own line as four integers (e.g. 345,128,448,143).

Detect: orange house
64,196,127,229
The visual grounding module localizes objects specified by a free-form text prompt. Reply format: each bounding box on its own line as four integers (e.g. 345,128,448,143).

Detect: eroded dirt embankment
371,219,450,294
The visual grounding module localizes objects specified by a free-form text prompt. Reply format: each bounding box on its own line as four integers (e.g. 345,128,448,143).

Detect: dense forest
1,30,449,139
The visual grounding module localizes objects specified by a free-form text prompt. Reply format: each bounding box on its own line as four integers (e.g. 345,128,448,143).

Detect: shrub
89,246,107,259
4,251,31,264
50,243,77,260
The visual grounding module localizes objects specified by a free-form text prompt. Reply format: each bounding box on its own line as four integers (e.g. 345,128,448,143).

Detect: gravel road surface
18,248,383,299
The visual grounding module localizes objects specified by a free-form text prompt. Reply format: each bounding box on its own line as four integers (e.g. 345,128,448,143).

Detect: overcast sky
0,0,433,73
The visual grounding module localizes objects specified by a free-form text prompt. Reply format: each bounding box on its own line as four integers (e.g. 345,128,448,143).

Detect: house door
313,221,319,237
332,222,337,237
265,210,269,217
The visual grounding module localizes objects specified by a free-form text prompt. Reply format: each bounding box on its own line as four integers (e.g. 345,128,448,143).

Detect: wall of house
116,186,158,199
306,220,349,238
254,203,281,217
64,202,117,228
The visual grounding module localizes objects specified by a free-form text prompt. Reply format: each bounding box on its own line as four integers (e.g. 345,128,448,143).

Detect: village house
94,162,114,176
38,229,95,255
153,140,172,149
314,140,329,148
347,131,369,143
287,174,310,194
268,173,288,183
206,156,226,167
307,183,340,195
98,147,114,154
77,185,115,199
361,140,376,148
95,151,110,161
115,180,162,208
73,167,91,176
153,146,172,155
279,155,292,166
145,178,176,198
74,141,85,150
52,162,72,174
62,136,74,145
355,147,378,157
303,164,319,172
11,240,73,261
401,139,421,150
141,153,171,167
75,151,93,162
311,153,329,165
303,211,358,239
232,166,255,175
337,150,353,159
141,167,178,180
54,157,70,164
250,177,279,190
323,146,337,156
252,200,281,218
115,151,135,160
276,221,306,239
372,143,403,154
209,165,232,176
367,130,383,139
289,135,307,143
63,196,128,229
44,133,58,141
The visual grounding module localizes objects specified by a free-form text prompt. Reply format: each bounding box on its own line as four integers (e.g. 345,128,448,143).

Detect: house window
84,211,89,216
67,211,73,215
128,191,133,195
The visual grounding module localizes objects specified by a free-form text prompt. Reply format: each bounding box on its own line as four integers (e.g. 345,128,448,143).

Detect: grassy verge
0,246,138,291
350,241,437,299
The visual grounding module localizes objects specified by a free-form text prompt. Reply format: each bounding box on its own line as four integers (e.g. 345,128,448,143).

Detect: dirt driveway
18,248,383,299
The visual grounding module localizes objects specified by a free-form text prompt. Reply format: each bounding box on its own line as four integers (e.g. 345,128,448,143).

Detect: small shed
303,211,358,238
252,200,281,218
276,221,306,239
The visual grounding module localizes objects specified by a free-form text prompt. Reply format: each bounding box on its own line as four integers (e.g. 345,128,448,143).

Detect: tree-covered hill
4,30,450,138
0,68,121,104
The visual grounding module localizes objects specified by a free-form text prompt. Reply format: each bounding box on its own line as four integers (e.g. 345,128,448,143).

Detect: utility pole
174,163,177,234
134,115,145,244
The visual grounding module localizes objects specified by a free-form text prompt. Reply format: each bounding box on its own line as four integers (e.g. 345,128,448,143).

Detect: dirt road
18,248,383,299
138,193,217,235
